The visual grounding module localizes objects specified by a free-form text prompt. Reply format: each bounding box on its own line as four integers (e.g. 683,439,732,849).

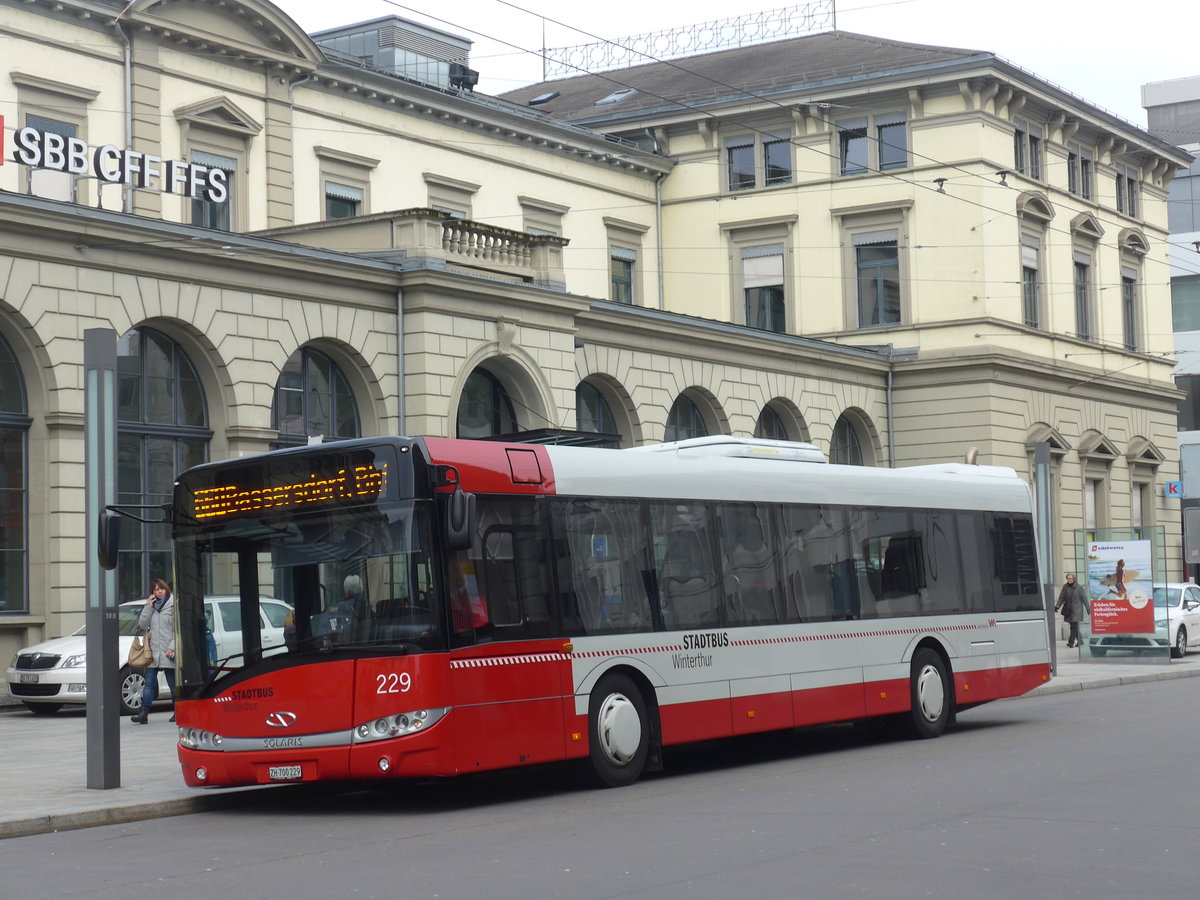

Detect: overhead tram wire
383,0,1187,286
484,0,1189,270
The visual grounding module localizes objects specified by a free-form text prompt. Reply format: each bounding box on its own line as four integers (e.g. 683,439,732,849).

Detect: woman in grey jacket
132,578,175,724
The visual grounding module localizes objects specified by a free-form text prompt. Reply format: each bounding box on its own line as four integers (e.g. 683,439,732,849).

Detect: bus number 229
377,673,412,694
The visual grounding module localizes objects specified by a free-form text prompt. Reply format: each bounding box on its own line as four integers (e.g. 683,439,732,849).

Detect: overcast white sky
274,0,1193,128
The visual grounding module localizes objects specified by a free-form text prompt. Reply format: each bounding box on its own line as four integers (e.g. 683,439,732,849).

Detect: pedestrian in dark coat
1055,573,1089,649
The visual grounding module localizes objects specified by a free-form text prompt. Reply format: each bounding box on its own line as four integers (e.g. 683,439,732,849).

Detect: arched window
457,368,518,438
117,327,210,603
577,381,620,447
754,406,788,441
666,395,708,442
0,333,29,613
273,347,360,446
831,414,864,466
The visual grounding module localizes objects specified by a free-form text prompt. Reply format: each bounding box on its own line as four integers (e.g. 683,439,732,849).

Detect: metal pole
85,328,120,788
1033,441,1056,674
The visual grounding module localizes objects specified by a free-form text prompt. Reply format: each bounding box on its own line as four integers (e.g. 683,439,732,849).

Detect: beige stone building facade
0,1,1190,662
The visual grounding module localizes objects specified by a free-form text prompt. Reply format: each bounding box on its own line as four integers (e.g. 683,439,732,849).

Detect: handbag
128,631,153,668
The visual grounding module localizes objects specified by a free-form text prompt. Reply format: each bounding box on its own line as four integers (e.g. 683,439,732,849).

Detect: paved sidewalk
2,636,1196,840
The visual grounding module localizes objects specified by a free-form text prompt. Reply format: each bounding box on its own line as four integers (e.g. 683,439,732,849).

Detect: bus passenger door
448,499,568,774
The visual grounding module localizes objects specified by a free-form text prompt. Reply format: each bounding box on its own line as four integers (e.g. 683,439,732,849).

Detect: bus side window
781,504,845,622
558,498,652,636
652,501,719,631
718,502,783,626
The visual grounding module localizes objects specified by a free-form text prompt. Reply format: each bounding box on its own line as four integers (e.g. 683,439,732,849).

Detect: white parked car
6,596,291,716
1157,582,1200,658
1086,582,1200,659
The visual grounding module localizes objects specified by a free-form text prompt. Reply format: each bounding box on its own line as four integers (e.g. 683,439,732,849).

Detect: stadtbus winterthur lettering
192,463,389,521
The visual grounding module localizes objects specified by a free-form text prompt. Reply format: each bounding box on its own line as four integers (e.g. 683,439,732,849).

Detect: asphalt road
1,679,1193,900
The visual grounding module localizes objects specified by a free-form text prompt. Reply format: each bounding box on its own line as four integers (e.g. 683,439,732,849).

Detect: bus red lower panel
449,641,572,775
862,678,910,717
955,665,1006,704
1003,662,1051,697
792,683,867,727
658,697,733,745
179,745,348,788
731,690,792,735
452,698,568,774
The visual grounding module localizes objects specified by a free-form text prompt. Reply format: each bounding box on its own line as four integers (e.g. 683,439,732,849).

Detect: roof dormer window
595,88,636,106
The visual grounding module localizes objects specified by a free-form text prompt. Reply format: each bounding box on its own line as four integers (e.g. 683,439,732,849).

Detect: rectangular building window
1122,269,1139,351
1029,125,1042,180
1074,254,1092,340
727,139,756,191
1013,120,1042,180
1079,148,1094,200
1115,164,1139,217
725,132,792,191
1021,236,1040,329
876,113,908,170
1067,145,1079,194
1179,374,1200,431
1084,479,1099,531
855,231,901,327
324,182,362,220
1013,120,1027,175
190,150,235,231
763,138,792,186
25,115,78,202
424,173,478,219
839,119,869,175
1131,483,1146,528
742,246,786,333
610,247,636,304
838,113,907,176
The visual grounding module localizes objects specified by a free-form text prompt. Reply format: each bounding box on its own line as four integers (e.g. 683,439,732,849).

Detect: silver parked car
6,597,291,716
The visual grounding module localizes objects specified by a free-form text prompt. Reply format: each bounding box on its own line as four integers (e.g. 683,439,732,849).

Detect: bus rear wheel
906,648,952,739
587,673,649,788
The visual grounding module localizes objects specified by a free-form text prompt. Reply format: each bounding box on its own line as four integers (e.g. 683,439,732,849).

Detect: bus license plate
268,765,302,781
20,674,38,683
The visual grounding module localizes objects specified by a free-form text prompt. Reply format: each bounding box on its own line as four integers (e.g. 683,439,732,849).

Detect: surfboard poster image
1087,540,1154,635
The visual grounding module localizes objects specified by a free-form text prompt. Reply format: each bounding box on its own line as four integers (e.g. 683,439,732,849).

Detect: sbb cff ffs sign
6,123,228,203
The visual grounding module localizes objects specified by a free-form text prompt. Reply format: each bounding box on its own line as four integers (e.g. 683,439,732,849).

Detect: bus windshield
174,500,442,697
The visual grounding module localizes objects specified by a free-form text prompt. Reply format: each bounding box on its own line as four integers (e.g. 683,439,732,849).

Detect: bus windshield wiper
203,652,246,690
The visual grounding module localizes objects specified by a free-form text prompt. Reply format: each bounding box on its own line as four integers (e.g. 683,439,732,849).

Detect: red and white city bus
170,435,1051,789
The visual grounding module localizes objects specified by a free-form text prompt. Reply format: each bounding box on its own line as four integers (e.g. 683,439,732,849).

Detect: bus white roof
544,439,1030,513
626,435,827,463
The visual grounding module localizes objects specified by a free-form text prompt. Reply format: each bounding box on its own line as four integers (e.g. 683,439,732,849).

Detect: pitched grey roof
499,30,989,124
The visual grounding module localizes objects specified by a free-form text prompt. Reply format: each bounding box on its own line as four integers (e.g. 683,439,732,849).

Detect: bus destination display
188,460,388,525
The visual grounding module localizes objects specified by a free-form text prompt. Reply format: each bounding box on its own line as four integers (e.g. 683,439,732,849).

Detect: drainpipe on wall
885,344,895,468
655,171,666,311
396,286,406,434
110,14,132,213
647,129,667,311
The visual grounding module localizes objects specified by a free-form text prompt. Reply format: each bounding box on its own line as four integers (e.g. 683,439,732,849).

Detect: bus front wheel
906,648,952,739
587,673,649,787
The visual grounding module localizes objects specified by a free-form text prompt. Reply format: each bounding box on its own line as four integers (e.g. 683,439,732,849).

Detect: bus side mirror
446,487,476,552
97,510,121,571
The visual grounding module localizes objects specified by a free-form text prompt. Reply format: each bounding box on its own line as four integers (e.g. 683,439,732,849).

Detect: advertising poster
1086,540,1154,635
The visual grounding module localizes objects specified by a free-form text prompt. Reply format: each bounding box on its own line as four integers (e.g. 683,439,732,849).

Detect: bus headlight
352,707,450,744
179,727,224,750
